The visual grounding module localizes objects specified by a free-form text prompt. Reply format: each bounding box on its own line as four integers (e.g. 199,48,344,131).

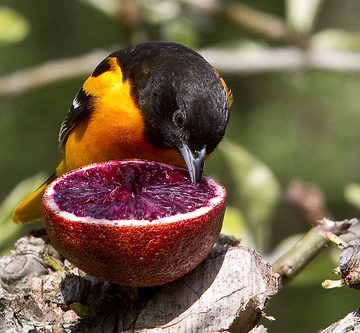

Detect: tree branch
2,47,360,97
179,0,292,42
200,47,360,74
320,307,360,332
0,49,109,96
272,218,357,286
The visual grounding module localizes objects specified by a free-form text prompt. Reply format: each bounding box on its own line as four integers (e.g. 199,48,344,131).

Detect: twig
0,49,109,96
323,237,360,290
179,0,292,42
320,307,360,333
3,47,360,97
272,218,357,286
200,47,360,74
284,179,329,226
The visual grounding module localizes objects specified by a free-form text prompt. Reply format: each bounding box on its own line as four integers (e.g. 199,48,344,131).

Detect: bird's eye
173,110,186,128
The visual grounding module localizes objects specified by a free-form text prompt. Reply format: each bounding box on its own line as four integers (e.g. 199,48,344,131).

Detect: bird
13,41,232,223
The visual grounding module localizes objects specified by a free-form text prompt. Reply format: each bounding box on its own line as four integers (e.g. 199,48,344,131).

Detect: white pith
43,160,226,226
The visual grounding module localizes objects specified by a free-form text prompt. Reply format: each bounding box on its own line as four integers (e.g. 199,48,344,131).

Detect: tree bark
320,308,360,333
0,231,278,332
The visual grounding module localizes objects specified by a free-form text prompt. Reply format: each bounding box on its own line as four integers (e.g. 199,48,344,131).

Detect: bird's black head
111,42,231,182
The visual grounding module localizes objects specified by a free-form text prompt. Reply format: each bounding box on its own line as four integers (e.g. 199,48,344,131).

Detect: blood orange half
42,160,226,287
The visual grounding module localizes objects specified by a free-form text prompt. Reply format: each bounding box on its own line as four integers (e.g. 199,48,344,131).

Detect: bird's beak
179,144,207,183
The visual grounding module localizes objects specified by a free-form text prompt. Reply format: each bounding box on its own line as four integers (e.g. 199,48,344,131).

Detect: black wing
58,88,93,153
58,56,115,152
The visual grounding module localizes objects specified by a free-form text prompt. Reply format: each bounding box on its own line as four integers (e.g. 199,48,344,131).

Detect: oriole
13,41,232,223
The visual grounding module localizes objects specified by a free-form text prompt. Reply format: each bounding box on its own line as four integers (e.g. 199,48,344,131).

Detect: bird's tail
13,173,56,223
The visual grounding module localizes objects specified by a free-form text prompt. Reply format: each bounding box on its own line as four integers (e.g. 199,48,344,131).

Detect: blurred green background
1,0,360,331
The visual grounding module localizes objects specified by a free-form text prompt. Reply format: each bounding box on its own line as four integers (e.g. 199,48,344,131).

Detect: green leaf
141,0,180,24
221,205,255,248
312,29,360,52
70,302,91,318
45,254,65,272
161,18,200,49
344,183,360,210
221,205,245,237
0,173,47,254
219,139,281,251
0,7,29,45
286,0,325,34
79,0,121,16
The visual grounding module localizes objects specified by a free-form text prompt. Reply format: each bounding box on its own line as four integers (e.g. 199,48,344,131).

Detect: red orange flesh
42,160,226,287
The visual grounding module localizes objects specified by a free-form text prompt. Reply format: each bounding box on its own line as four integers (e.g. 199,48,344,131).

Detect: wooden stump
0,231,278,332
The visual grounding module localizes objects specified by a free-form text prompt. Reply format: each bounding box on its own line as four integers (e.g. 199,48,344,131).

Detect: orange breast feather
58,57,185,175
